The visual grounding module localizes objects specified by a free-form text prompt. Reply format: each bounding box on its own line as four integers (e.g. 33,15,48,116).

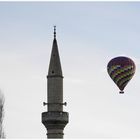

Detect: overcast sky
0,1,140,138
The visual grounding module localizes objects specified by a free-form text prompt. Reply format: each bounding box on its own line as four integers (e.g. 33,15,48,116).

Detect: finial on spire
54,26,56,39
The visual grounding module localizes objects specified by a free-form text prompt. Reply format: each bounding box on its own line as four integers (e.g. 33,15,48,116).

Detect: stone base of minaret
42,111,69,139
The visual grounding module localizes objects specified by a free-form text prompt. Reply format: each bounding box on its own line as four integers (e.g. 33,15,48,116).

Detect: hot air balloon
107,56,136,94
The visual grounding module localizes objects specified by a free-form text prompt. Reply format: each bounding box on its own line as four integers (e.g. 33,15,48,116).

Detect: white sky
0,1,140,138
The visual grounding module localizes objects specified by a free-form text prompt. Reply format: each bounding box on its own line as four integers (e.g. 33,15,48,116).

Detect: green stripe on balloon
111,65,133,79
114,69,134,85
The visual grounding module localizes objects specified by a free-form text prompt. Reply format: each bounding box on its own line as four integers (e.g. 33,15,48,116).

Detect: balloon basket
119,91,124,94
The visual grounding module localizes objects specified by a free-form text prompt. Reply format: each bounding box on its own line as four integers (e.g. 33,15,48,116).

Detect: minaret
42,26,69,139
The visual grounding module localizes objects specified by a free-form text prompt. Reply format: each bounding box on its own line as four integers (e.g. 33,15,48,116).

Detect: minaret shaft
47,77,63,111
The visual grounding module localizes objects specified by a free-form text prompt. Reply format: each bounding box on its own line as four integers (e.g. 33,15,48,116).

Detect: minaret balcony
42,111,69,129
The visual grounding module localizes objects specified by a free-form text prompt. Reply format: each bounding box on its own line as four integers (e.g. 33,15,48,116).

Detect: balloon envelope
107,56,136,93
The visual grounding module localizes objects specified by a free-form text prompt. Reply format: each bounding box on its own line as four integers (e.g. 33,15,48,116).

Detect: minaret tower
42,26,69,139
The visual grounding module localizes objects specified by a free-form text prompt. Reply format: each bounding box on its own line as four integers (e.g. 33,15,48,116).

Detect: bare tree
0,92,5,138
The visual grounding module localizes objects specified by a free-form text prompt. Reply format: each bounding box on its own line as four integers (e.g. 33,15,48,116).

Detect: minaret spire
48,26,62,78
42,27,69,139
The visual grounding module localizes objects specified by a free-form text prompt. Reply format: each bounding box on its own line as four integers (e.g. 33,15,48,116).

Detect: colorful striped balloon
107,56,136,94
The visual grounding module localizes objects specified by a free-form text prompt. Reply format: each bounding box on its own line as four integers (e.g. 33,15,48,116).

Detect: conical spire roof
48,27,63,77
